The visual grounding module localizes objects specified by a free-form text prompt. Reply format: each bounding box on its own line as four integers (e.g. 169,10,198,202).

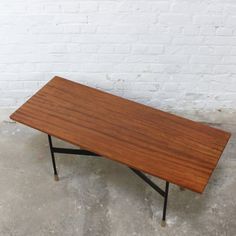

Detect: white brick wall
1,0,236,118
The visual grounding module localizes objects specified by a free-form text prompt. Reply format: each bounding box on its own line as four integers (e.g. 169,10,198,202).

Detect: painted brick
0,0,236,113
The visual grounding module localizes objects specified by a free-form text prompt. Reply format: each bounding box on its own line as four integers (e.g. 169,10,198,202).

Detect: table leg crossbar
48,135,170,226
130,167,169,226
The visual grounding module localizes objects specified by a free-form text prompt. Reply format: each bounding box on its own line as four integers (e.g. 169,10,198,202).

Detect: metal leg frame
48,135,59,181
130,168,169,226
48,135,170,226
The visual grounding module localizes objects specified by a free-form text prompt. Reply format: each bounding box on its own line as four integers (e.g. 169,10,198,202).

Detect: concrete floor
0,112,236,236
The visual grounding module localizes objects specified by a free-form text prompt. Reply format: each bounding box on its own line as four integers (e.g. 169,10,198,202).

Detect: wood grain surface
10,76,231,193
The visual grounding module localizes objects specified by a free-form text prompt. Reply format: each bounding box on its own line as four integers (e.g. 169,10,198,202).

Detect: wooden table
10,76,231,226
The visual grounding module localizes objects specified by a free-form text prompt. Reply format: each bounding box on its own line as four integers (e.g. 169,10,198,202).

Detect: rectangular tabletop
10,76,231,193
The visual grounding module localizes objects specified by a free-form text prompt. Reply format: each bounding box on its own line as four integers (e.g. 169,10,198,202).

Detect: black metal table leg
130,167,170,226
47,135,171,225
161,181,169,227
47,135,99,181
48,135,59,181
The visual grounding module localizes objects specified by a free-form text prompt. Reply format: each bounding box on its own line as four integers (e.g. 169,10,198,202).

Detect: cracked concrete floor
0,116,236,236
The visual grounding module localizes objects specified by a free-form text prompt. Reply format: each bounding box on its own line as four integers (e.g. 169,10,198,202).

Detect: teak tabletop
10,76,231,193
